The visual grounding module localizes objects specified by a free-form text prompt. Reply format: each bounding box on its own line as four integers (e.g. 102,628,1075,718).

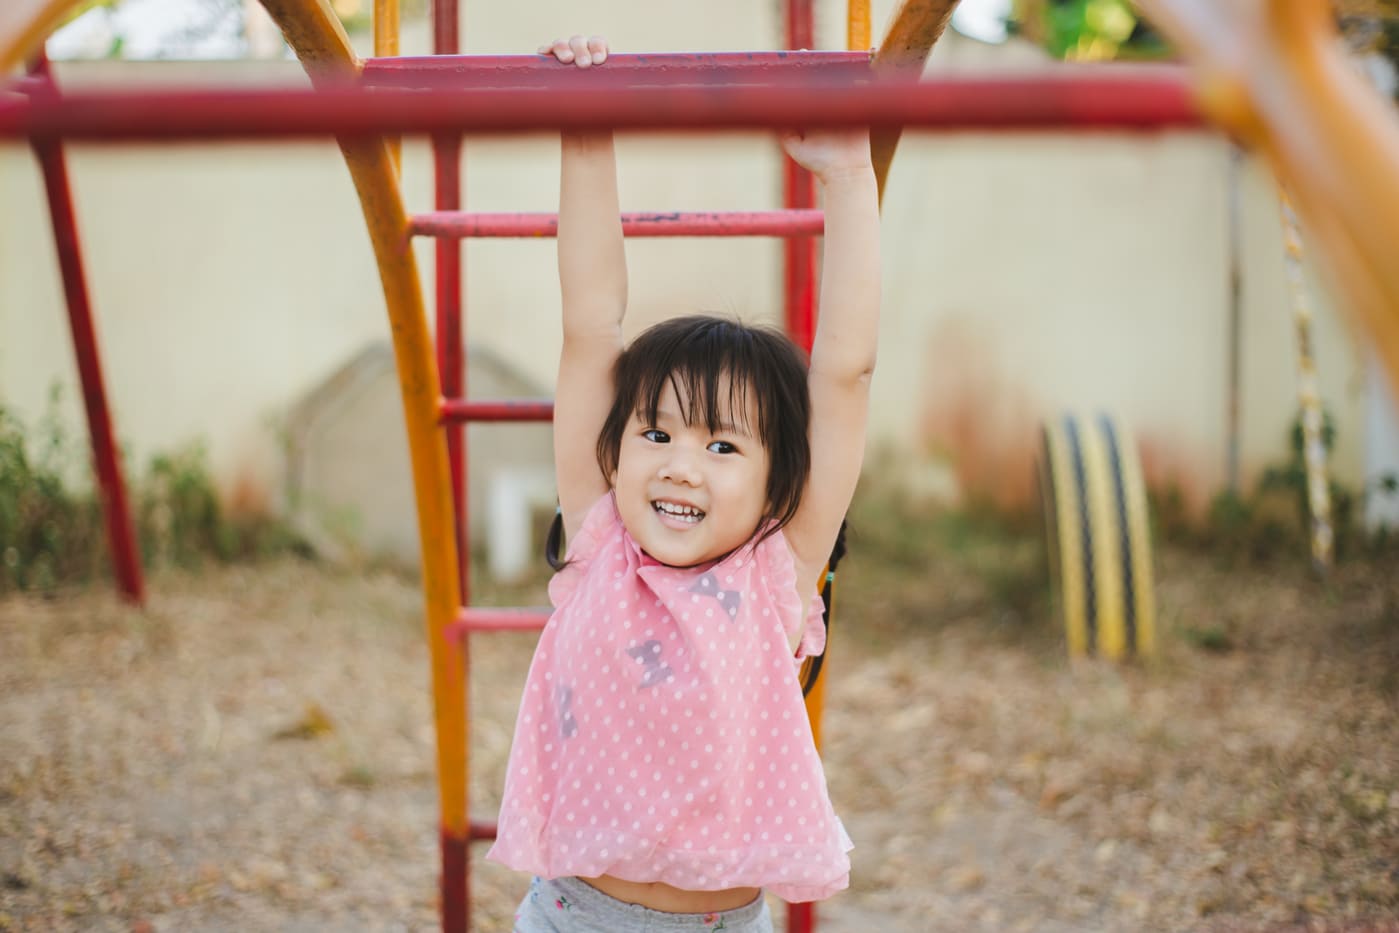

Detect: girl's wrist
816,163,876,186
562,130,615,150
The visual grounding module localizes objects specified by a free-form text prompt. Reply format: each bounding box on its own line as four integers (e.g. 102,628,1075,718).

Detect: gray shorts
513,876,774,933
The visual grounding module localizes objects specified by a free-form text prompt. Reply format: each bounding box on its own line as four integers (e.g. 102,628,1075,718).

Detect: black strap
545,507,566,571
800,518,847,698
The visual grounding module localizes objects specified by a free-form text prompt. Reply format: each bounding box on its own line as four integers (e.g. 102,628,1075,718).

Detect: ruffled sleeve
546,493,618,609
796,590,827,660
755,531,801,644
755,529,830,660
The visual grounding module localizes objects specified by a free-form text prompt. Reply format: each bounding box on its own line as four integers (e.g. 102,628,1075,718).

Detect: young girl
488,35,881,933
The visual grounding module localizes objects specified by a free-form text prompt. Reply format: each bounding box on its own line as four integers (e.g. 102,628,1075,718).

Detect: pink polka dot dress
486,493,852,903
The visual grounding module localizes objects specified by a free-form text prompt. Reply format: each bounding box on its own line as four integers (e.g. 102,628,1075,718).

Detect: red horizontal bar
469,820,497,841
0,70,1206,141
439,399,554,422
412,210,824,239
363,51,874,88
448,608,551,637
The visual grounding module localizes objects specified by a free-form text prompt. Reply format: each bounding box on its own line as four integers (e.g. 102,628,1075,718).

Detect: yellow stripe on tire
1039,413,1157,659
1041,419,1088,657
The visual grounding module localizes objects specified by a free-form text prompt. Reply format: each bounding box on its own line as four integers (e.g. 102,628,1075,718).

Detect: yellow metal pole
0,0,80,72
868,0,961,202
1137,0,1399,401
802,572,832,748
259,0,468,860
373,0,402,173
847,0,871,51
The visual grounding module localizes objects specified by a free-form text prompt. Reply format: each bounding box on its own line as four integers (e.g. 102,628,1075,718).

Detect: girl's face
610,376,771,567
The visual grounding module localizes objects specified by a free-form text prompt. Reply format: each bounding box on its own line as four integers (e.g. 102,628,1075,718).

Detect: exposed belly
580,874,763,914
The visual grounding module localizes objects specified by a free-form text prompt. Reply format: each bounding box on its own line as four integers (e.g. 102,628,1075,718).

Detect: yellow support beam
258,0,468,842
848,0,872,51
373,0,402,172
1137,0,1399,400
0,0,79,73
869,0,961,202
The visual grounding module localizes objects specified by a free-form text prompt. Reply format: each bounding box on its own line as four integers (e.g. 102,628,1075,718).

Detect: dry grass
0,503,1396,931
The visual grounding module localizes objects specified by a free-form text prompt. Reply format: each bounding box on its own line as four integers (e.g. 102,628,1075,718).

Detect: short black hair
596,315,811,542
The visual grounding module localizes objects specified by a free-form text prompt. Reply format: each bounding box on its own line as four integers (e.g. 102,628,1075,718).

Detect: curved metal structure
0,0,73,73
1137,0,1399,400
250,4,470,929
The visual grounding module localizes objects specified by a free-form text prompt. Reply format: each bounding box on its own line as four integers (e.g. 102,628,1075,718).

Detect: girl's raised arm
545,37,627,540
780,130,881,602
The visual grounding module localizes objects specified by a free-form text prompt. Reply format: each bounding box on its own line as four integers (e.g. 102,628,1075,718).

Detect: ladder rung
362,51,874,90
412,210,823,240
450,607,551,636
468,820,497,841
440,399,553,423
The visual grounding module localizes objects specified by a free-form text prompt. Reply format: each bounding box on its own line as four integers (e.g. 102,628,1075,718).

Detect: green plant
0,391,104,591
0,387,309,595
1011,0,1171,61
1175,407,1398,565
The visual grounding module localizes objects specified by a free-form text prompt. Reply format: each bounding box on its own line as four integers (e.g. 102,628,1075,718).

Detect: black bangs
634,321,767,439
596,315,812,538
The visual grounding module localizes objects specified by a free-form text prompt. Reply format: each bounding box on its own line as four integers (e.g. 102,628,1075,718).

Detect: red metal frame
429,7,467,933
450,607,551,634
434,134,466,586
0,70,1204,140
412,209,825,239
438,399,553,423
786,0,819,362
27,53,145,605
785,4,817,925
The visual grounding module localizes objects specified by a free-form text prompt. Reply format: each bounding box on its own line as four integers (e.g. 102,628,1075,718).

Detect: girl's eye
707,440,738,454
642,429,670,443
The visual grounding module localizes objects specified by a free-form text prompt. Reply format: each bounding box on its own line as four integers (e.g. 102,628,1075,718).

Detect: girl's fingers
540,35,608,67
568,34,592,67
545,38,574,63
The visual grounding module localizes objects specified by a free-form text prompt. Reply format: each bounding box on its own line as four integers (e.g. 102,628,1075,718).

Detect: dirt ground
2,521,1398,932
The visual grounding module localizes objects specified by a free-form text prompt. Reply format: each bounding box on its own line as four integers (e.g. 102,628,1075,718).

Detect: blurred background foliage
1009,0,1399,87
0,387,307,596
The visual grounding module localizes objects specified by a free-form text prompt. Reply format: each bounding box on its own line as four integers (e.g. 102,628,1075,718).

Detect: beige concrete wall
0,10,1376,545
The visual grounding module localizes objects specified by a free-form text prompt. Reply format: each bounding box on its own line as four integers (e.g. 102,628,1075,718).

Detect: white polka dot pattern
486,493,851,902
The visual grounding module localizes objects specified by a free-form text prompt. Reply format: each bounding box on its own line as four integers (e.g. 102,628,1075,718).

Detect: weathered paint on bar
364,50,873,87
411,209,825,239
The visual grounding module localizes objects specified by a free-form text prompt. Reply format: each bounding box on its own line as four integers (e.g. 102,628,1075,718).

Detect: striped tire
1038,413,1157,659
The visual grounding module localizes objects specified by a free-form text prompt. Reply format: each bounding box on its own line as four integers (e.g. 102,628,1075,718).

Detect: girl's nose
658,449,701,486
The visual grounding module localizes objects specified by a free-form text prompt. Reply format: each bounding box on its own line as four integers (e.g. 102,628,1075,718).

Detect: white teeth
653,501,705,522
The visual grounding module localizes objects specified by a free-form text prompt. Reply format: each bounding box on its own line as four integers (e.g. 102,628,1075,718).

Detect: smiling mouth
652,500,706,523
